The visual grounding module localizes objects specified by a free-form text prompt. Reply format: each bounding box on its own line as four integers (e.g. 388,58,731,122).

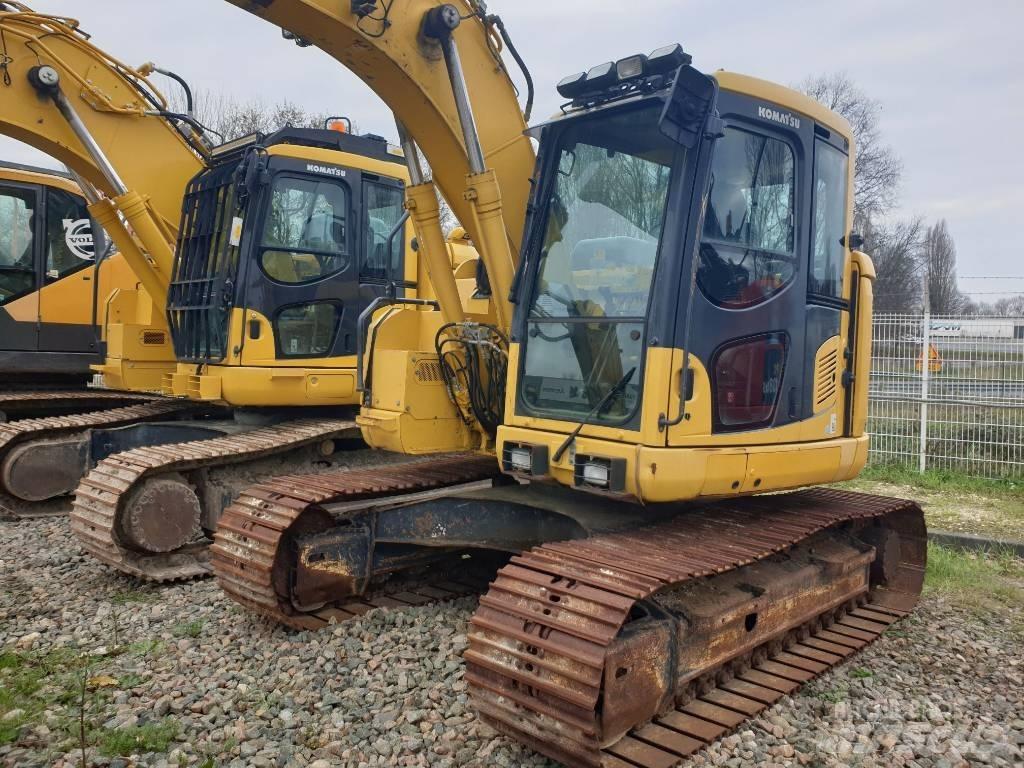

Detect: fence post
918,310,930,473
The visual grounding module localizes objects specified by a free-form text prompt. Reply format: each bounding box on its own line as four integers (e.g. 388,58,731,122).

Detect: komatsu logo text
757,106,801,130
306,164,346,177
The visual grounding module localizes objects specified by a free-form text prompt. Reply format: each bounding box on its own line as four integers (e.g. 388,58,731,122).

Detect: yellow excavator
0,5,478,580
0,160,160,420
208,2,927,767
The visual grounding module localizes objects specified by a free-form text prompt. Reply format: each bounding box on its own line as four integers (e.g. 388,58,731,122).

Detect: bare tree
865,216,923,313
799,73,903,224
168,87,336,143
922,219,963,314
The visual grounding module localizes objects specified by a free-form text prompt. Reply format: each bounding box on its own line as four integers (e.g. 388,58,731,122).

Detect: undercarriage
210,459,925,766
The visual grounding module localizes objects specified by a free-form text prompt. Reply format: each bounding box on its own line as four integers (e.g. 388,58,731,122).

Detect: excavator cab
165,127,414,405
501,51,872,502
0,161,147,388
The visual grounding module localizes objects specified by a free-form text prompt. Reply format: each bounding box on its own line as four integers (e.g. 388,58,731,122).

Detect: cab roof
713,71,854,143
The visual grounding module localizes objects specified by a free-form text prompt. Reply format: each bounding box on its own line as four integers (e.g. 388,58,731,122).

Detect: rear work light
574,455,627,493
501,442,549,477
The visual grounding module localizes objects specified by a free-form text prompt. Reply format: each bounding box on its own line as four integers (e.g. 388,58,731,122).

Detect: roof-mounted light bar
556,43,693,101
209,132,261,159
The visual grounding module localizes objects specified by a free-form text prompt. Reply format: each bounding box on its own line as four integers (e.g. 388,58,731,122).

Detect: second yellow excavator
0,5,480,581
210,2,927,767
0,160,159,421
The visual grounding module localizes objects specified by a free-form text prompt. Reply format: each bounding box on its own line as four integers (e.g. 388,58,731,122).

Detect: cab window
363,181,405,281
260,175,349,284
698,127,796,307
46,188,98,282
0,187,37,303
713,332,788,430
810,140,849,298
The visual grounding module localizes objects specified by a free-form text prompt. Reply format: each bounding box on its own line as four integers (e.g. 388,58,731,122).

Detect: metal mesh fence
869,314,1024,478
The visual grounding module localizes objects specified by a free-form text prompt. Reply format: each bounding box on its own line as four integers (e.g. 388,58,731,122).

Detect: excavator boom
225,0,536,257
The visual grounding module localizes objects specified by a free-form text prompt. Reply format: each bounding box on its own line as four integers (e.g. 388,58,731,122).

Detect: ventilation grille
815,347,840,407
413,359,444,384
141,330,167,346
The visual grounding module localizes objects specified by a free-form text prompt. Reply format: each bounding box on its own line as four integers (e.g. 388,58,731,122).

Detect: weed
126,639,164,658
817,684,849,703
96,719,179,757
116,673,146,690
849,667,873,679
172,620,204,639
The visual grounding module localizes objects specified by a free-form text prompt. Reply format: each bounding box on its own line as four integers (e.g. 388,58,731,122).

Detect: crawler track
0,399,201,499
70,419,359,582
465,488,926,768
0,389,156,421
211,454,500,629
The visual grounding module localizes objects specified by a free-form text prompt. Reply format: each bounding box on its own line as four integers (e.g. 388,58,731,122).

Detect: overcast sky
3,0,1022,297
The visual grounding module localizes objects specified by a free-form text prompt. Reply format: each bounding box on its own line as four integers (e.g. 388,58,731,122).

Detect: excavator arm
226,0,534,253
0,3,206,307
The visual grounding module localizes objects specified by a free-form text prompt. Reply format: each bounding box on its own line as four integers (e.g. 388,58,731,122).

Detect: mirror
659,66,718,148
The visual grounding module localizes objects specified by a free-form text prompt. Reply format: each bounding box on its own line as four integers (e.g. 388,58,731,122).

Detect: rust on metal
211,454,501,629
0,389,156,421
69,419,359,582
465,488,926,768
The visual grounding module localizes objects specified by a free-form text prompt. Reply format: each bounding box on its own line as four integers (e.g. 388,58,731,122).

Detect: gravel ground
1,511,1023,768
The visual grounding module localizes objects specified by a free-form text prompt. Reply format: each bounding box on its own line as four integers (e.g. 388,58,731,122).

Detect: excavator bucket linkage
465,488,925,768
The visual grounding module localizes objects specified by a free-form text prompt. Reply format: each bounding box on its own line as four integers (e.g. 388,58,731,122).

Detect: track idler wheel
119,474,202,553
1,436,90,501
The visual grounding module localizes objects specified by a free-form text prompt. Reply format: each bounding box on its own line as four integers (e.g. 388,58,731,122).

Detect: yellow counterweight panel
496,425,867,504
221,0,535,258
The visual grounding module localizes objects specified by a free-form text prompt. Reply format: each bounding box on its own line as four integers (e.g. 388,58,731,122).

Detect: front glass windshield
521,105,677,423
260,175,349,284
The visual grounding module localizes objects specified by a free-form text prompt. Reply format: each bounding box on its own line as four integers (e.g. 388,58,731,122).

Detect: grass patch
0,648,90,745
859,464,1021,496
839,465,1024,540
925,543,1024,609
96,719,178,757
849,667,873,679
110,588,158,606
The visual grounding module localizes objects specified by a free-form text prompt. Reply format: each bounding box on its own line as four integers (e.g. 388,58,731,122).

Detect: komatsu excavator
0,5,474,580
0,161,159,420
210,2,927,767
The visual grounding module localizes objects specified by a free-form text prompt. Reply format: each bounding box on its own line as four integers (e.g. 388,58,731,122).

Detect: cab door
37,185,105,352
0,181,42,351
239,160,361,366
667,93,815,447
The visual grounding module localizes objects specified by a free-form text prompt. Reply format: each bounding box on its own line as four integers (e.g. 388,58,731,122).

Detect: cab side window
809,140,849,298
362,181,405,282
0,187,38,303
45,188,98,282
698,127,797,308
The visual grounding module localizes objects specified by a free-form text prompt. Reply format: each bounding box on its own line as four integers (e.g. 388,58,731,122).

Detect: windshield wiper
552,366,637,464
